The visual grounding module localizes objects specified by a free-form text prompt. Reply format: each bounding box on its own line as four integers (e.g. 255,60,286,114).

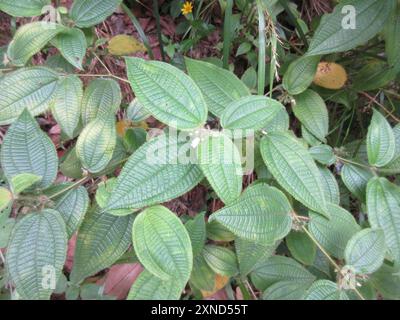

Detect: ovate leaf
317,166,340,205
0,0,50,17
292,90,329,142
209,183,292,244
260,131,328,217
190,254,216,292
307,0,395,56
185,57,250,116
0,109,57,189
304,280,348,300
70,205,134,284
6,209,67,300
51,75,83,139
366,177,400,263
185,213,206,257
286,231,317,266
202,245,238,277
220,95,285,131
310,145,336,166
197,132,242,205
367,110,396,167
125,57,207,130
132,205,192,286
108,34,146,56
7,22,66,66
76,112,116,173
105,134,203,212
341,164,374,202
10,173,42,194
70,0,123,28
344,228,386,274
0,67,59,125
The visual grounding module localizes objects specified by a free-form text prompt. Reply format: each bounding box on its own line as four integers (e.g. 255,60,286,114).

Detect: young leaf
51,75,83,139
0,0,50,17
95,178,133,216
51,28,87,70
70,205,134,284
307,0,395,56
317,166,340,205
125,57,207,130
70,0,123,28
260,131,329,217
304,280,348,300
344,228,386,275
7,22,67,66
220,95,286,131
202,245,239,277
185,213,206,258
108,34,146,56
132,205,193,286
286,231,317,266
105,134,203,212
127,269,182,300
250,256,316,291
76,112,116,173
10,173,42,195
6,209,67,300
367,110,396,167
185,57,250,117
282,55,321,95
81,78,121,125
366,177,400,263
309,203,361,259
0,67,59,125
209,183,292,244
292,90,329,142
0,109,58,189
309,145,336,166
341,164,374,202
197,132,242,205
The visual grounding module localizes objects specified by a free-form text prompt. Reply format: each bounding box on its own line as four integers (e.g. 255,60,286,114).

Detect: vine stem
47,176,89,200
292,213,365,300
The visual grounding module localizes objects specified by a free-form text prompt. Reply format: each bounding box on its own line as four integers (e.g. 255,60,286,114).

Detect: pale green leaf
0,187,12,212
126,57,207,130
202,245,238,277
309,145,335,166
341,164,373,202
381,124,400,174
185,213,206,258
0,0,50,17
0,109,57,189
317,166,340,205
370,263,400,299
10,173,42,194
6,209,67,300
185,57,250,116
95,178,133,216
206,220,235,242
304,280,348,300
262,280,310,300
127,98,151,122
70,0,122,28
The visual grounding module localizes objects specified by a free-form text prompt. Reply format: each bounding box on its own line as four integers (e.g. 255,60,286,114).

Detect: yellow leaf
108,35,146,56
313,62,347,90
201,274,230,298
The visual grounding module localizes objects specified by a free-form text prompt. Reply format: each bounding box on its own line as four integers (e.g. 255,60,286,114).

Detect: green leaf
76,112,116,173
286,231,317,266
220,95,286,131
202,245,238,277
51,75,83,139
10,173,42,195
132,205,192,286
0,187,12,212
206,220,235,242
127,269,182,300
304,280,348,300
197,132,242,205
185,213,206,258
341,164,374,202
127,98,151,122
185,57,250,117
7,22,67,66
126,57,207,130
260,131,329,217
95,178,133,216
292,90,328,142
105,134,203,212
236,238,276,276
250,256,316,291
309,145,335,166
0,109,57,189
282,55,320,95
366,177,400,263
384,6,400,67
0,67,59,125
0,0,50,17
81,78,121,125
370,263,400,299
262,280,310,300
209,183,292,243
50,185,89,238
6,209,67,300
382,124,400,174
0,210,15,248
307,0,395,56
51,28,87,70
367,110,396,167
190,254,216,292
309,203,361,259
70,205,134,284
344,228,386,274
317,166,340,205
70,0,122,28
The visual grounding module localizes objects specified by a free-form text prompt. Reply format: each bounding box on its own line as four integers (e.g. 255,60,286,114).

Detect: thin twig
360,91,400,123
47,176,89,200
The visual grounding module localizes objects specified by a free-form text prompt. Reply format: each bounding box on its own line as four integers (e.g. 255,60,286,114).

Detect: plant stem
77,73,130,83
152,0,165,61
361,91,400,123
48,176,89,200
256,0,266,96
121,3,154,59
222,0,233,69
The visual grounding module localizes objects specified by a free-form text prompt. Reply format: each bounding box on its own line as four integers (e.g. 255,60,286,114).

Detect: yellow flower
181,1,193,15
